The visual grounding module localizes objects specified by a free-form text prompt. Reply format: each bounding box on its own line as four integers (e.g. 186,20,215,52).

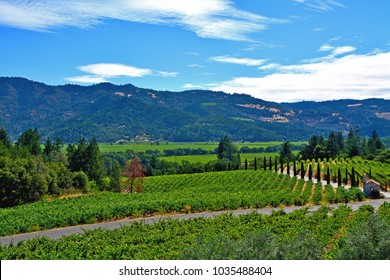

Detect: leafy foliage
1,203,388,260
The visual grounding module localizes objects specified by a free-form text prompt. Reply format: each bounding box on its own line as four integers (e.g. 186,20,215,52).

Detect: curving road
1,198,389,246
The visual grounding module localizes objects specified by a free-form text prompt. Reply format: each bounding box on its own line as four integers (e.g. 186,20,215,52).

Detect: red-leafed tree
123,155,145,193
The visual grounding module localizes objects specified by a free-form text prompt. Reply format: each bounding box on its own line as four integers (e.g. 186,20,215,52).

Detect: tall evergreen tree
345,128,360,157
67,138,88,172
85,137,104,184
326,131,340,159
274,157,278,172
326,166,331,185
254,157,257,171
279,141,293,163
67,138,104,184
308,164,313,181
0,128,11,148
351,167,356,187
17,128,41,155
337,131,344,151
293,160,297,177
317,162,321,182
217,135,240,169
43,137,54,156
367,130,385,155
338,168,342,186
280,157,284,173
109,160,123,192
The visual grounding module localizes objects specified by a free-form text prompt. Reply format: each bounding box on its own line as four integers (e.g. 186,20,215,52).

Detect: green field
98,141,306,153
159,152,281,164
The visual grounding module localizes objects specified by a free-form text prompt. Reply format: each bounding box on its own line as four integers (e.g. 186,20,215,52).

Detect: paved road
1,198,389,247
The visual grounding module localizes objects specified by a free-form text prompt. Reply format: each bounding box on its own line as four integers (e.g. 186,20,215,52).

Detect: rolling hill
0,77,389,142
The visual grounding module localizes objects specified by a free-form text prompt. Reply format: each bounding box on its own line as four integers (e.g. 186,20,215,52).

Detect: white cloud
305,44,356,63
65,75,108,84
0,0,279,41
155,71,179,78
187,63,205,68
210,56,265,66
293,0,346,12
183,83,203,89
78,63,152,78
318,44,333,52
207,51,390,102
65,63,177,84
332,46,356,56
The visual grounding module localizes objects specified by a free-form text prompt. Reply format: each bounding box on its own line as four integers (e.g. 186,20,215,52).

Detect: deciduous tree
123,155,145,193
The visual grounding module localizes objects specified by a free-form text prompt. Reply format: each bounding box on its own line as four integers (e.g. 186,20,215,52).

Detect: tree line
298,128,388,162
0,128,129,207
1,126,388,208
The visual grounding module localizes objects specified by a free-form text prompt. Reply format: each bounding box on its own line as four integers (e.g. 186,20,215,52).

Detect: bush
72,171,90,193
337,214,390,259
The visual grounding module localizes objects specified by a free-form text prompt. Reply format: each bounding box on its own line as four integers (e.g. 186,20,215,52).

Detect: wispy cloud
302,43,356,62
65,63,177,84
183,83,204,89
187,63,205,68
293,0,346,12
210,56,265,66
0,0,281,41
206,51,390,102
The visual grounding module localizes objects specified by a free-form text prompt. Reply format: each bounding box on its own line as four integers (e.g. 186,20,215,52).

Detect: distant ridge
0,77,389,142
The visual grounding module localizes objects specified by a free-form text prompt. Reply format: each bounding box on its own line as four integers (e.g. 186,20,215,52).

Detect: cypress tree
327,166,331,185
280,157,283,174
254,157,257,171
317,162,321,182
293,160,297,177
345,167,348,185
338,168,342,186
301,161,305,179
244,158,248,170
274,157,278,172
351,167,356,187
287,161,290,175
308,164,313,181
263,156,267,171
369,167,372,179
269,157,272,171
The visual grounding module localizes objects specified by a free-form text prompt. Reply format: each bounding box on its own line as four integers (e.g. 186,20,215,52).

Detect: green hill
1,77,389,142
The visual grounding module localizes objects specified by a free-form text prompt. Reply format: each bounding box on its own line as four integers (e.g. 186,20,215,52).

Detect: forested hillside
1,77,389,142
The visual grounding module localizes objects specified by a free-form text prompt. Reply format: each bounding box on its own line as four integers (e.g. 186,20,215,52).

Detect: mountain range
0,77,389,142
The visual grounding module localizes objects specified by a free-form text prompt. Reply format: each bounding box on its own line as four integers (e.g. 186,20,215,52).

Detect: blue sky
1,0,390,102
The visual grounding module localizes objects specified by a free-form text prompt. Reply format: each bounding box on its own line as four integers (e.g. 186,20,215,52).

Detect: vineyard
251,156,390,188
1,203,389,260
0,170,367,237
